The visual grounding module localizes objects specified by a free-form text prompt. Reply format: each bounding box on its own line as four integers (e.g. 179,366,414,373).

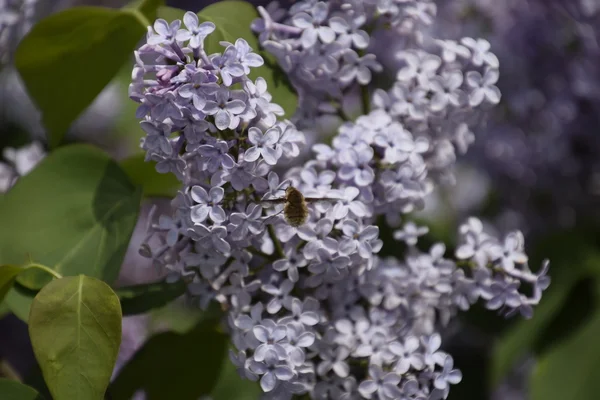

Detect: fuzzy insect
261,186,339,227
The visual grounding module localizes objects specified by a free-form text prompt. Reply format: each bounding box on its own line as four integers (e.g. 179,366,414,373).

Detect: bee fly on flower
261,186,340,227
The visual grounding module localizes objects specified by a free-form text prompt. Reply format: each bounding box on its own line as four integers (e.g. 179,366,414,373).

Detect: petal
248,127,263,145
183,11,199,30
292,12,313,29
333,361,349,378
469,89,485,107
301,28,318,49
448,370,463,384
254,345,268,362
209,186,225,202
356,66,372,85
252,325,269,342
300,312,319,326
297,226,318,241
263,127,281,145
153,19,170,37
209,206,227,224
274,366,294,380
272,326,287,342
226,64,246,78
352,30,370,49
328,16,348,32
214,109,231,130
267,298,283,314
297,332,315,347
221,153,235,169
214,237,231,254
245,53,264,67
191,185,209,203
261,147,280,165
485,86,501,104
197,21,215,35
260,371,277,392
190,205,209,223
318,26,336,43
358,380,377,396
466,71,482,87
359,225,379,241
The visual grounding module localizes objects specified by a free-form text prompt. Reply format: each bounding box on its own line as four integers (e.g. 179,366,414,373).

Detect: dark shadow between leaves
107,309,227,400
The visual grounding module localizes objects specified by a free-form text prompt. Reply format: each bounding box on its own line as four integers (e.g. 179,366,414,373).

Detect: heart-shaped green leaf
29,275,122,400
14,6,151,148
0,144,141,292
120,153,181,198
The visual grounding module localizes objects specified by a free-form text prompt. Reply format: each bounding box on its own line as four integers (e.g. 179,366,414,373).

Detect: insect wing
303,197,341,205
259,197,287,208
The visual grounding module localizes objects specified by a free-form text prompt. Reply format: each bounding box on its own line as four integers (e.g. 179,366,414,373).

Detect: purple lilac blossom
434,0,600,232
132,3,549,399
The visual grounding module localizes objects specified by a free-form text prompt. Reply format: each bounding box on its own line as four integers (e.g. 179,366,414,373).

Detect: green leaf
156,5,185,22
0,144,142,291
0,265,22,303
147,300,205,334
210,355,261,400
125,0,164,21
15,264,63,291
0,379,45,400
4,285,37,322
14,7,150,148
109,316,227,400
117,279,187,316
196,1,298,117
28,275,122,400
0,301,9,319
530,309,600,400
120,153,180,198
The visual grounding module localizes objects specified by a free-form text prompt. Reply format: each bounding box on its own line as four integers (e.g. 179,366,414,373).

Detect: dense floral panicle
253,0,500,187
133,6,548,400
434,0,600,231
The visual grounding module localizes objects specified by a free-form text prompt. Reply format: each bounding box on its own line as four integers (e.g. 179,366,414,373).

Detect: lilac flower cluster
252,0,501,186
0,0,38,65
434,0,600,231
131,5,549,399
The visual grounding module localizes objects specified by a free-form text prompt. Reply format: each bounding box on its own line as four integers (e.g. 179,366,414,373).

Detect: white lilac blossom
132,6,549,400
